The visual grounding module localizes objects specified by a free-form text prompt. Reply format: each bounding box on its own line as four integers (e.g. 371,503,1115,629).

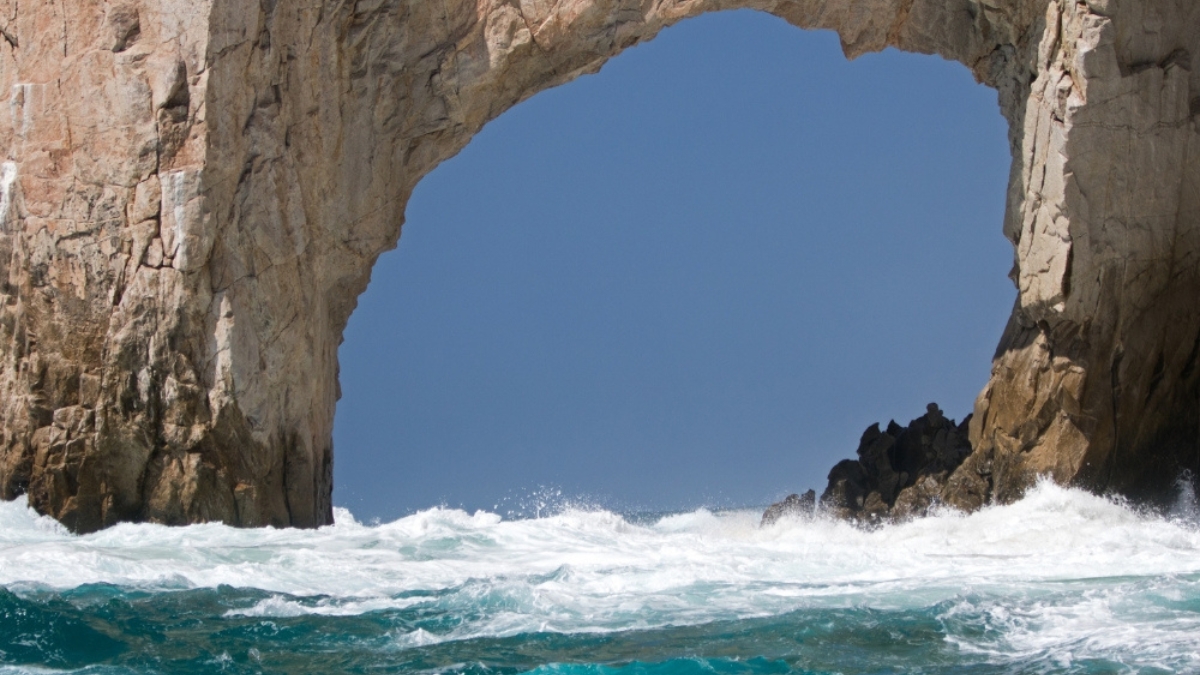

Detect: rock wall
961,0,1200,510
0,0,1196,531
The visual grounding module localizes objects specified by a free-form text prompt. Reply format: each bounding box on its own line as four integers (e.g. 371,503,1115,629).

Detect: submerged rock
760,489,816,526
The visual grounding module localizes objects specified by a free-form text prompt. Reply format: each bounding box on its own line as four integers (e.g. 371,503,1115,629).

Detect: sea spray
1170,471,1199,526
1,482,1199,673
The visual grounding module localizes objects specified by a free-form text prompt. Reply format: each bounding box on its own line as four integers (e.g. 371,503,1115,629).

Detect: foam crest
2,481,1199,667
2,482,1200,597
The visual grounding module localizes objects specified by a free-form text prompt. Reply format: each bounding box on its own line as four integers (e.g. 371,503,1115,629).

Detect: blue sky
331,10,1014,521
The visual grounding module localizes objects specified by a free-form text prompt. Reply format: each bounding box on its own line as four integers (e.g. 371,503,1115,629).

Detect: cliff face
959,0,1200,511
0,0,1196,531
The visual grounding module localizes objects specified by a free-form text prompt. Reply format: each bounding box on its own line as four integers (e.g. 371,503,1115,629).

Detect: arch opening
332,11,1014,521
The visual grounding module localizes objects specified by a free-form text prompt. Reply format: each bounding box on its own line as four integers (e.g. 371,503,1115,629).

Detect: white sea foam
2,481,1199,663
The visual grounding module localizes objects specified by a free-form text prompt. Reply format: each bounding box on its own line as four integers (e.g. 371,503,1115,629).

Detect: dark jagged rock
824,403,974,522
761,489,816,526
763,403,980,526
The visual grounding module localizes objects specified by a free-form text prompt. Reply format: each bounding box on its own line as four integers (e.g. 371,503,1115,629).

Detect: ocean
1,481,1198,674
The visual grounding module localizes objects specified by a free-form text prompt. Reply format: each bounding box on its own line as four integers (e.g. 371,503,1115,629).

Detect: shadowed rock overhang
0,0,1197,531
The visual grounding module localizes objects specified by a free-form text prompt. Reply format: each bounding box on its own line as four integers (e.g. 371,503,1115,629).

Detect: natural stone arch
0,0,1196,531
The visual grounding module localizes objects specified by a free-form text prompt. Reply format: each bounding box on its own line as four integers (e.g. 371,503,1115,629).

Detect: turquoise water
2,482,1199,674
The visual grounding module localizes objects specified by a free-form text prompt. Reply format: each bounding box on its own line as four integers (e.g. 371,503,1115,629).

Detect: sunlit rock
0,0,1197,531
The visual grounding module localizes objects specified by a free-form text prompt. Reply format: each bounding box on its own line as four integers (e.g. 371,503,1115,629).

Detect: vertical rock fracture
0,0,1196,531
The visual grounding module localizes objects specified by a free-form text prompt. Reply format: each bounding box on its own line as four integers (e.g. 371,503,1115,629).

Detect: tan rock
0,0,1197,531
129,176,160,224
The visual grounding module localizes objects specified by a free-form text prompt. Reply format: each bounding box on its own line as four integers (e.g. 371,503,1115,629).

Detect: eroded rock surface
0,0,1197,531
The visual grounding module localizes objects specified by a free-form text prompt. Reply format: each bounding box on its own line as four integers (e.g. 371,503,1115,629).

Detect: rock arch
0,0,1196,531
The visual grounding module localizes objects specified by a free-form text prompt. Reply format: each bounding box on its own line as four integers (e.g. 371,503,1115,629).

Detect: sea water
1,481,1198,674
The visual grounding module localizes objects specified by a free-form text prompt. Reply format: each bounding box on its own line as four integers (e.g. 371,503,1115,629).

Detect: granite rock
0,0,1197,531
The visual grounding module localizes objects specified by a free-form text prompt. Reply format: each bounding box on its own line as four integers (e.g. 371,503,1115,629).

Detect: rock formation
0,0,1197,531
763,403,977,525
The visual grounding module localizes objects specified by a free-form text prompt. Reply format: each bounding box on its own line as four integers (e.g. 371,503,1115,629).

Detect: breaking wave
1,481,1198,674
